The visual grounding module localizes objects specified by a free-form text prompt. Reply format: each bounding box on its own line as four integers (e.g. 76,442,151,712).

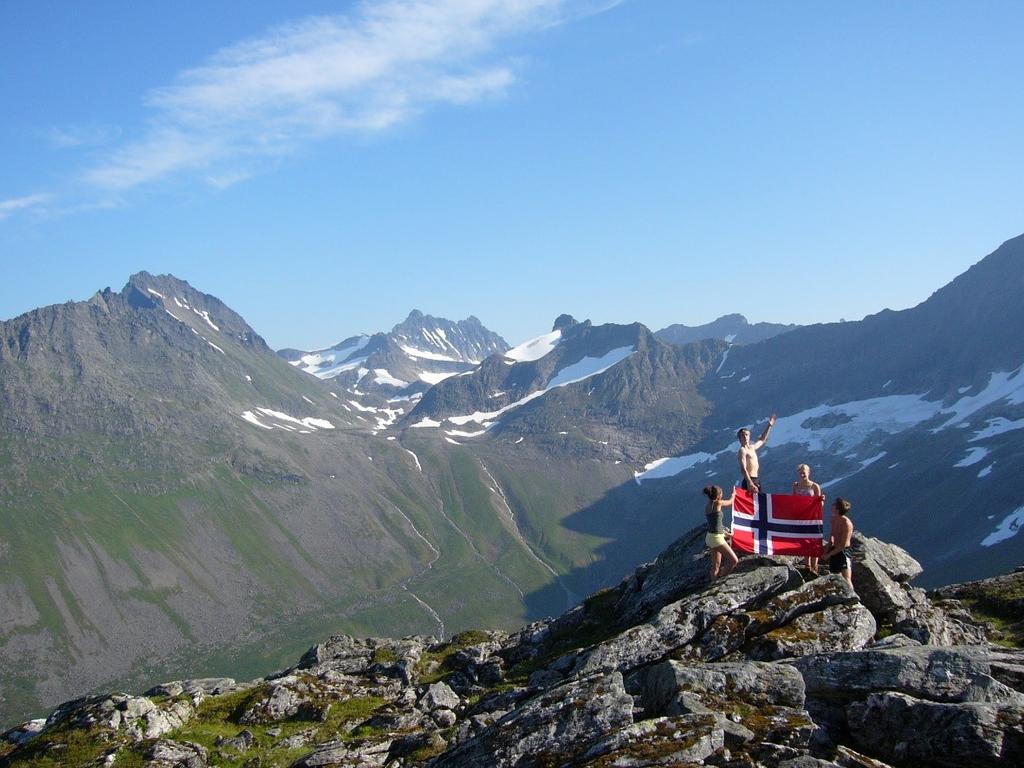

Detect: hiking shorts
706,532,728,548
829,550,852,573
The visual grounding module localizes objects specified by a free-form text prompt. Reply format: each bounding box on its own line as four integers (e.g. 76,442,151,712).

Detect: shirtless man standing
737,414,777,492
821,498,854,585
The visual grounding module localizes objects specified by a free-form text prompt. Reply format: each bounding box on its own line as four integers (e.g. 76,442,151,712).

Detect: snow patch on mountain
547,346,635,388
971,416,1024,441
241,411,273,430
954,447,990,468
445,346,636,429
821,452,887,488
389,393,422,403
981,505,1024,547
293,336,372,378
404,449,422,472
400,344,464,363
636,365,1024,483
419,371,458,385
240,408,335,431
769,396,942,452
192,307,219,331
716,348,731,374
374,369,409,387
935,365,1024,429
411,417,442,428
446,394,541,428
257,408,335,430
372,407,402,432
635,451,725,483
446,428,489,438
505,329,561,362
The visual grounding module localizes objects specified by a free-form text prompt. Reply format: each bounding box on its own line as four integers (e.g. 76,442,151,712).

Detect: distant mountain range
655,313,798,346
278,311,508,401
1,234,1023,729
405,314,724,461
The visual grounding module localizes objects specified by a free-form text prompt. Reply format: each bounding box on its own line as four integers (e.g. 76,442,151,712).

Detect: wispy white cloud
47,124,121,148
0,193,52,220
206,169,257,190
83,0,622,191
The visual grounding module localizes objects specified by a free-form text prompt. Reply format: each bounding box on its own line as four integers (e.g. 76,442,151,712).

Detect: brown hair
702,485,722,501
833,497,852,516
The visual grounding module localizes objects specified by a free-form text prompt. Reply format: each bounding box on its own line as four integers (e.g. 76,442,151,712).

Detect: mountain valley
1,234,1023,731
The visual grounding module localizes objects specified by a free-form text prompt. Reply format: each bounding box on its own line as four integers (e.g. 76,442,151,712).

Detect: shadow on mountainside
520,472,700,621
520,452,1024,622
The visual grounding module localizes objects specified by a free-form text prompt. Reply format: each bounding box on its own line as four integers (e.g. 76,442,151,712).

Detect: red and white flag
731,487,824,557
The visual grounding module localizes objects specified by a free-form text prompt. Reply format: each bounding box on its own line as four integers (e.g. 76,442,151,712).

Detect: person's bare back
822,497,855,585
830,514,853,550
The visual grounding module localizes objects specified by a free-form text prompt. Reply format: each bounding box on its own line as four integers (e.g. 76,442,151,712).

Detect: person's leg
805,556,818,574
718,544,739,577
842,568,853,586
710,549,722,578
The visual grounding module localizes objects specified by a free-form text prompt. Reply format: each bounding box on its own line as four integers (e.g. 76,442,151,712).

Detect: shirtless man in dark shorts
821,498,854,585
737,414,776,492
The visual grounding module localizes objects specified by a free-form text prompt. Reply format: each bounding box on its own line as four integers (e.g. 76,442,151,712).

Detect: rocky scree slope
4,528,1021,768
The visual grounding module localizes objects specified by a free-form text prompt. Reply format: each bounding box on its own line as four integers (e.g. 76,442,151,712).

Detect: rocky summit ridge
3,527,1022,768
655,315,798,348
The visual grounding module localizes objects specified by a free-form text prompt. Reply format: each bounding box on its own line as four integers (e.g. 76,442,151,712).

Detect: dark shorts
829,549,851,573
741,477,760,492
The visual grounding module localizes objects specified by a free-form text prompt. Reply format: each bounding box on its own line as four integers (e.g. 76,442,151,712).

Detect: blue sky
2,0,1022,350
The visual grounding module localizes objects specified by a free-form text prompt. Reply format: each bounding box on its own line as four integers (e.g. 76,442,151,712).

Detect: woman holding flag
793,464,825,575
703,485,739,579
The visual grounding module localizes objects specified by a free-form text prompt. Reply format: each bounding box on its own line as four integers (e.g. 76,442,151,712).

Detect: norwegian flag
731,487,824,557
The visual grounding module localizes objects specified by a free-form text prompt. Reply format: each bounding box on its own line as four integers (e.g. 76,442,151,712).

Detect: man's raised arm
751,413,777,449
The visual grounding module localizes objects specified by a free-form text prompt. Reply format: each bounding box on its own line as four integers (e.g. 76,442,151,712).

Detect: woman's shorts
706,532,728,549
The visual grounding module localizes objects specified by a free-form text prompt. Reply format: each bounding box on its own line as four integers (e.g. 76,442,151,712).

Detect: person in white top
792,463,824,575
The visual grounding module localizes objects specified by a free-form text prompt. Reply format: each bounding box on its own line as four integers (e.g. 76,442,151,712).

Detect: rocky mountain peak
718,312,747,323
87,288,115,312
405,308,425,321
655,313,797,347
123,272,269,352
4,526,1020,766
280,311,509,399
552,313,579,332
123,271,187,302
